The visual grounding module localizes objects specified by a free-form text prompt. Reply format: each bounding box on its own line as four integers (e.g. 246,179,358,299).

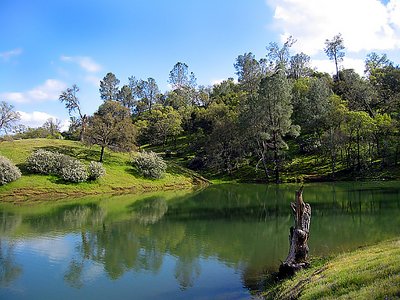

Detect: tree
373,113,396,167
321,94,348,178
202,102,243,174
137,105,183,147
167,62,197,108
324,33,345,81
334,69,375,116
364,52,392,77
234,52,261,95
42,118,61,138
292,77,332,138
59,84,87,140
129,77,161,113
168,62,196,90
343,111,375,171
367,64,400,114
99,72,120,101
0,101,20,135
211,78,244,108
117,85,134,111
288,52,312,79
242,70,299,183
84,101,136,162
266,36,296,71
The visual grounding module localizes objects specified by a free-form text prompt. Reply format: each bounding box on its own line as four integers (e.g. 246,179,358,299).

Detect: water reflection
0,182,400,298
0,241,22,288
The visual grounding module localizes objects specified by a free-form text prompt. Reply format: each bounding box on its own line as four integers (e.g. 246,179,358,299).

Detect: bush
133,151,167,179
87,161,106,180
26,149,62,174
58,156,88,183
0,155,22,185
26,149,89,183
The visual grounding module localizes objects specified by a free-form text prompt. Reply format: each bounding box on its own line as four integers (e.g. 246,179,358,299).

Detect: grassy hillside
264,239,400,299
0,138,208,202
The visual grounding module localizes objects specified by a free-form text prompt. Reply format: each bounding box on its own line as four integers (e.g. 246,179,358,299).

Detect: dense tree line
4,34,400,182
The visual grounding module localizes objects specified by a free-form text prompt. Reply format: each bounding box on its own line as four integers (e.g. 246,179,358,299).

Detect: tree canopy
84,101,136,162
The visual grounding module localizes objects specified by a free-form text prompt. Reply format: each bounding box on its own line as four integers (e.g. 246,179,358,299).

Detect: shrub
58,156,88,183
26,149,89,183
87,161,106,180
0,155,21,185
26,149,61,174
133,151,167,179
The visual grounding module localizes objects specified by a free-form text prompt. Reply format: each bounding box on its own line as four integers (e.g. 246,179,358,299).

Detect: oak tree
84,101,136,162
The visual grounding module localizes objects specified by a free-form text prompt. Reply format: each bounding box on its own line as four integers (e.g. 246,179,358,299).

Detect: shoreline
261,239,400,299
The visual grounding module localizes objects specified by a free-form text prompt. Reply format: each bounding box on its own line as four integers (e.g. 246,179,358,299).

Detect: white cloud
267,0,400,55
1,79,67,104
211,79,225,85
18,111,57,128
61,55,102,73
85,75,101,87
311,57,366,76
210,78,238,86
0,48,22,61
18,111,70,130
59,119,71,131
16,237,73,261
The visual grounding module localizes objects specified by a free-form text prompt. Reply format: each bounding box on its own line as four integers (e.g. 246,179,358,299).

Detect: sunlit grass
0,138,200,201
265,240,400,299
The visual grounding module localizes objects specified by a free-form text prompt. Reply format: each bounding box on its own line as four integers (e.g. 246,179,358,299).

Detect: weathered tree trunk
279,186,311,277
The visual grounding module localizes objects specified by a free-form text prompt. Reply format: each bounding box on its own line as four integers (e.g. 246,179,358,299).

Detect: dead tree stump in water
279,186,311,277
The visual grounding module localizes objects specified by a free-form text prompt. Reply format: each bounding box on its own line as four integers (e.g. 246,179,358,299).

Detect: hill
0,138,208,202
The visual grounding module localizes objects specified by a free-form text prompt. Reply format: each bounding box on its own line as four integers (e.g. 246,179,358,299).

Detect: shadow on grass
125,166,142,177
124,166,158,181
38,145,100,162
16,163,30,175
30,145,128,165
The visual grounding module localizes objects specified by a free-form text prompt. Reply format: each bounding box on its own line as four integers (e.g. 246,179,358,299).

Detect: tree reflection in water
0,182,399,296
0,212,22,287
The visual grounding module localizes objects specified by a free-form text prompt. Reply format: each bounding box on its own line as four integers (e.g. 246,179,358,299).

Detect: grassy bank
144,138,400,184
0,138,208,202
264,239,400,299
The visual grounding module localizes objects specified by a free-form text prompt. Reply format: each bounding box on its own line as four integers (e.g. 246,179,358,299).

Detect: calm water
1,182,400,299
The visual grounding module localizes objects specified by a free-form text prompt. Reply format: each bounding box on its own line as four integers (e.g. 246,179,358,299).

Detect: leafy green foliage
99,72,120,102
136,105,183,146
84,100,137,162
15,38,400,184
0,155,21,185
241,69,299,182
133,151,167,179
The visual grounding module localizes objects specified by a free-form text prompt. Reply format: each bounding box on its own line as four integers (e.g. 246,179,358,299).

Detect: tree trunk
79,115,87,142
99,146,105,162
279,187,311,277
274,149,280,184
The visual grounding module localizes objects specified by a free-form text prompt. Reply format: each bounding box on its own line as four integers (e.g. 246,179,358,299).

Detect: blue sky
1,0,400,130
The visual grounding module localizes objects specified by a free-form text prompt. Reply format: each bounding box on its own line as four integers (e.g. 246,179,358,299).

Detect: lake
1,182,400,299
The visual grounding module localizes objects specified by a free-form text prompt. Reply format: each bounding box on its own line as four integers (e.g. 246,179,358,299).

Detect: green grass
264,240,400,299
0,138,207,202
134,134,400,183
